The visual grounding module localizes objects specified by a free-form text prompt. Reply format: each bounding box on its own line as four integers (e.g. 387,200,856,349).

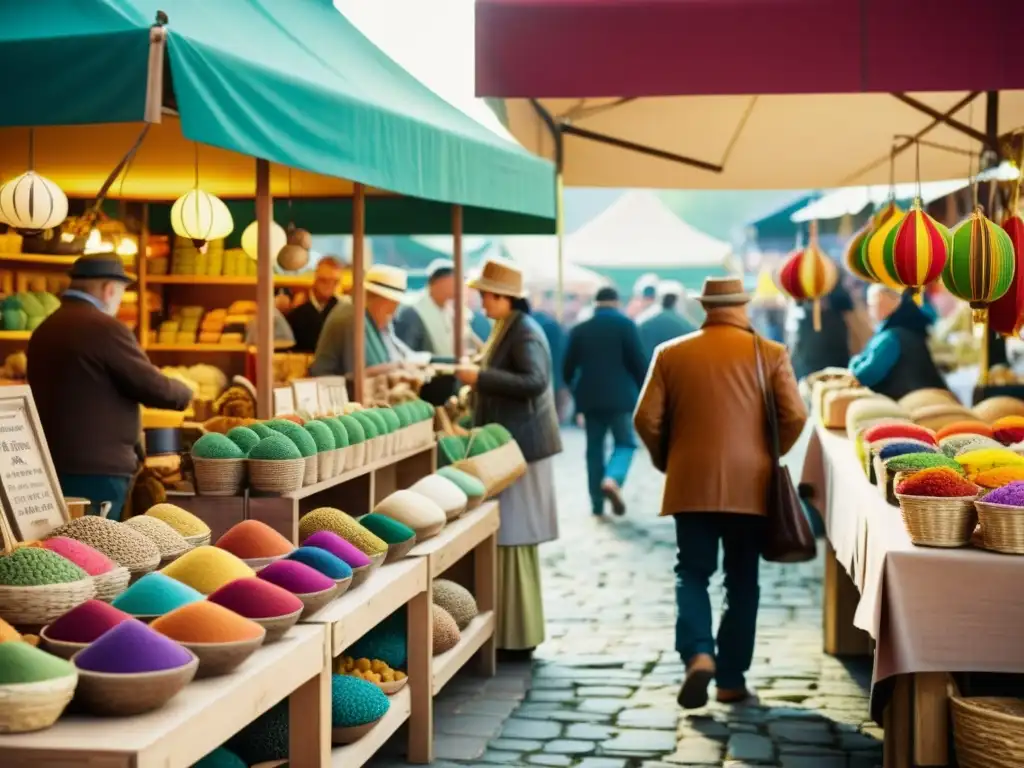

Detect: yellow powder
145,503,211,537
0,617,21,643
160,546,255,595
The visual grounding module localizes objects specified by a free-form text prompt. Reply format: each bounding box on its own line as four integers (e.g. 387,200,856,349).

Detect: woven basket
317,451,336,481
127,552,161,584
39,627,88,660
0,674,78,734
253,608,302,644
895,493,977,547
974,500,1024,554
0,578,96,628
952,692,1024,767
184,531,211,548
368,436,386,462
72,653,199,716
302,455,318,487
93,566,130,602
332,717,383,745
411,421,434,448
330,447,347,477
249,458,305,494
385,537,417,564
158,547,189,569
184,632,265,678
454,440,527,499
348,442,367,470
194,457,246,496
297,584,339,619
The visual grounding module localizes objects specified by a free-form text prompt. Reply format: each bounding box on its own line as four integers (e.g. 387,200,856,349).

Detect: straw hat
364,264,408,303
696,277,750,306
467,258,526,298
656,279,685,299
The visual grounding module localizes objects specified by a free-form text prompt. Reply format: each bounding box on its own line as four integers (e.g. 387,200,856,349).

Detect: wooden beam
913,673,950,766
823,541,872,657
255,158,273,419
352,183,366,405
452,205,464,361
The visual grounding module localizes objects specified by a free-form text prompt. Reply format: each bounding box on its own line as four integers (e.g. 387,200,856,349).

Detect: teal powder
112,572,205,616
331,674,390,727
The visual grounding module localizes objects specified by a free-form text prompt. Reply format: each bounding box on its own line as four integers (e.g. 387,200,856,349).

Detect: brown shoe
601,478,626,516
677,653,716,709
716,686,758,705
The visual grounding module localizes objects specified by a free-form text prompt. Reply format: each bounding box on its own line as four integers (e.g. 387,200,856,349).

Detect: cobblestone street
380,428,883,767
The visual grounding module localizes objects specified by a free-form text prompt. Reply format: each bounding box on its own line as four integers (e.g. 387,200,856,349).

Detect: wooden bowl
92,567,130,603
71,653,199,716
384,538,416,564
367,552,386,570
252,608,302,644
183,632,266,678
0,675,78,734
296,585,339,619
331,716,383,745
242,554,287,572
38,626,88,661
334,576,353,599
378,676,408,696
184,532,211,548
350,564,372,589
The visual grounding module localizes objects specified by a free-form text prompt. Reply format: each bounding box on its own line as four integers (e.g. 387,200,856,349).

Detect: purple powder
302,531,371,569
74,619,193,673
258,559,335,595
982,481,1024,507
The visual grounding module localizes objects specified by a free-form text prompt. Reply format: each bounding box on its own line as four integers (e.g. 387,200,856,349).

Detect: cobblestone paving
375,428,883,767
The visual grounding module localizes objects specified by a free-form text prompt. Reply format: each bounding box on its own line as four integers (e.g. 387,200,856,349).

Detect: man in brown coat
634,277,807,709
28,256,193,521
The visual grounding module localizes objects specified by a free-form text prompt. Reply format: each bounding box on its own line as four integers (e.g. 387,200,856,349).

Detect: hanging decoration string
914,136,922,203
888,139,897,203
27,128,34,172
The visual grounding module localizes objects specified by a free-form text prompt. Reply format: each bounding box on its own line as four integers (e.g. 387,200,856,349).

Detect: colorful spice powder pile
74,619,193,674
993,416,1024,445
358,513,416,544
980,481,1024,507
285,547,353,580
207,577,304,619
884,453,964,474
863,423,936,445
940,434,1002,458
956,448,1024,475
0,640,76,684
298,507,387,556
302,530,372,569
973,466,1024,489
0,547,88,586
0,616,22,643
877,441,938,461
193,746,247,768
258,559,336,595
40,537,116,576
896,468,978,498
47,516,161,571
146,503,211,538
123,516,190,559
151,601,264,644
215,520,295,560
935,420,995,441
112,572,205,617
45,599,133,643
160,546,256,595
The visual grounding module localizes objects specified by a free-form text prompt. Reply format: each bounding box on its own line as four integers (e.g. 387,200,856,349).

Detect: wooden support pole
913,673,950,766
452,204,464,361
138,203,150,347
255,159,273,419
352,183,366,405
823,541,872,657
555,172,565,322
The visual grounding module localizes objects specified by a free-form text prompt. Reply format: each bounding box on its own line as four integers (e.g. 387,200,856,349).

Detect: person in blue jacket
849,284,947,401
563,286,650,516
637,281,697,359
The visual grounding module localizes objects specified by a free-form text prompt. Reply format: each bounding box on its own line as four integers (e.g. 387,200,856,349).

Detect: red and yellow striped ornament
941,206,1016,321
845,203,899,283
880,199,950,293
863,203,905,290
777,221,839,331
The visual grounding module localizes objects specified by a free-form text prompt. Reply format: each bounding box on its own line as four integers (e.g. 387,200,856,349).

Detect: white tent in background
565,190,733,269
498,237,609,295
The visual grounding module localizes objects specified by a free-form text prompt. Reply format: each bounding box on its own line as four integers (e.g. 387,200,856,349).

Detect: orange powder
0,617,21,643
150,601,264,643
215,520,294,559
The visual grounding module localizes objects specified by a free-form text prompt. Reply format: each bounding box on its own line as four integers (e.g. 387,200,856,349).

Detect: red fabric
475,0,1024,97
990,214,1024,336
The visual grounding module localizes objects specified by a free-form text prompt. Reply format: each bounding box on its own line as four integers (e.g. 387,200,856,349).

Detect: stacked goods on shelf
170,236,226,277
436,424,527,498
432,579,478,631
157,306,203,346
338,656,407,693
1,291,59,331
0,351,27,383
221,300,256,346
222,248,257,278
373,491,447,542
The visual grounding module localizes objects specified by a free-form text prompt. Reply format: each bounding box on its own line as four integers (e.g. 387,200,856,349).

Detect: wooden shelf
284,444,435,501
303,557,428,656
0,624,327,768
0,331,30,341
145,343,249,353
0,253,80,266
331,686,411,768
432,611,496,696
408,501,499,578
147,274,315,287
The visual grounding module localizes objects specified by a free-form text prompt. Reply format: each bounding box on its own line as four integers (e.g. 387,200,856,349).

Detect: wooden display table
300,557,431,767
0,624,329,768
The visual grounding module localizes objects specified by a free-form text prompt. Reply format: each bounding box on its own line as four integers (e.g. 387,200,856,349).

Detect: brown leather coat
633,306,807,517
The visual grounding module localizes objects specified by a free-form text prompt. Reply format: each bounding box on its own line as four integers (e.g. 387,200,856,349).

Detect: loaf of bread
842,395,906,437
897,388,959,413
973,396,1024,424
820,388,874,429
912,403,977,432
813,379,857,418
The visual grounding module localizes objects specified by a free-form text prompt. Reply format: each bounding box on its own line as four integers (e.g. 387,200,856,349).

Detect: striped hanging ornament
880,199,950,292
988,211,1024,335
846,202,900,282
863,203,905,290
0,171,68,235
942,206,1016,320
777,221,838,331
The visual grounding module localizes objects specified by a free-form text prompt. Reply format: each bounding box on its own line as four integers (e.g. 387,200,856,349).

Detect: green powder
884,452,964,474
357,513,416,544
0,640,76,684
0,548,88,586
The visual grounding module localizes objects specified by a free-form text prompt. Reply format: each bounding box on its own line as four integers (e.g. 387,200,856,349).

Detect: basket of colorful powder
40,537,130,603
159,546,256,595
329,674,390,744
111,572,205,622
207,578,304,643
0,548,96,628
284,547,353,597
258,560,338,619
895,468,980,548
72,619,198,716
975,482,1024,555
0,640,78,733
46,516,162,582
215,520,295,572
150,602,266,678
145,503,212,548
40,600,133,660
298,530,374,588
123,515,191,567
191,433,248,496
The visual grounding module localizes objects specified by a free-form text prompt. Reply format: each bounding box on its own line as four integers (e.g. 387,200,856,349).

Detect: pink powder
46,600,132,643
42,537,115,576
301,531,371,568
208,577,304,619
258,559,335,595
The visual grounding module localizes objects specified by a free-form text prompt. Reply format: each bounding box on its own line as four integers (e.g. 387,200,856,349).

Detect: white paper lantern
170,189,233,247
241,220,287,261
0,171,69,233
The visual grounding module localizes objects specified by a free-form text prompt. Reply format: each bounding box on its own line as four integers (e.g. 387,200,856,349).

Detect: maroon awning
475,0,1024,98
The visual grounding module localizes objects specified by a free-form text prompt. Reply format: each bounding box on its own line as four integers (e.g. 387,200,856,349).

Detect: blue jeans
674,513,764,690
583,411,636,514
58,474,131,522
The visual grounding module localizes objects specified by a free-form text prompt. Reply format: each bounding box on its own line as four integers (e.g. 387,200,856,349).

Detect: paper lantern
863,203,905,290
240,220,287,261
845,203,900,283
942,207,1016,318
881,199,950,292
777,223,838,331
170,189,234,248
989,212,1024,335
0,171,69,234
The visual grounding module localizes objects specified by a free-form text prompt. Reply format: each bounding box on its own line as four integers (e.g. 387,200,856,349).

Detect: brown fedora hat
697,277,750,306
467,258,526,298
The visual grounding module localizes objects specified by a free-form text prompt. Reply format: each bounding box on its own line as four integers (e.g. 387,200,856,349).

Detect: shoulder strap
753,334,781,463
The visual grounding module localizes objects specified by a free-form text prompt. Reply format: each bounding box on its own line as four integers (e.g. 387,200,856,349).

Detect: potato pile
337,656,406,684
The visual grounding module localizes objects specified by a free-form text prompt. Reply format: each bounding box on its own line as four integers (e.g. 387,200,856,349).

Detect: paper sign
315,376,348,415
272,386,296,416
291,379,321,416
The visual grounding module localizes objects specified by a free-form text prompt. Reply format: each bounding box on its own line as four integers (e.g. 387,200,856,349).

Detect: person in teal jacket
849,285,947,401
637,281,697,359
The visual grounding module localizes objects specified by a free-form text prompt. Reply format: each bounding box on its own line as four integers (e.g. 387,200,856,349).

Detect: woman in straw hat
457,258,562,657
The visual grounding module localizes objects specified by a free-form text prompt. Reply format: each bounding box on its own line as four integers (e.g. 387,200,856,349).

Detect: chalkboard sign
0,386,68,549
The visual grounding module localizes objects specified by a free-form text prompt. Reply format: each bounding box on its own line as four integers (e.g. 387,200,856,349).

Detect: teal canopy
0,0,555,230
